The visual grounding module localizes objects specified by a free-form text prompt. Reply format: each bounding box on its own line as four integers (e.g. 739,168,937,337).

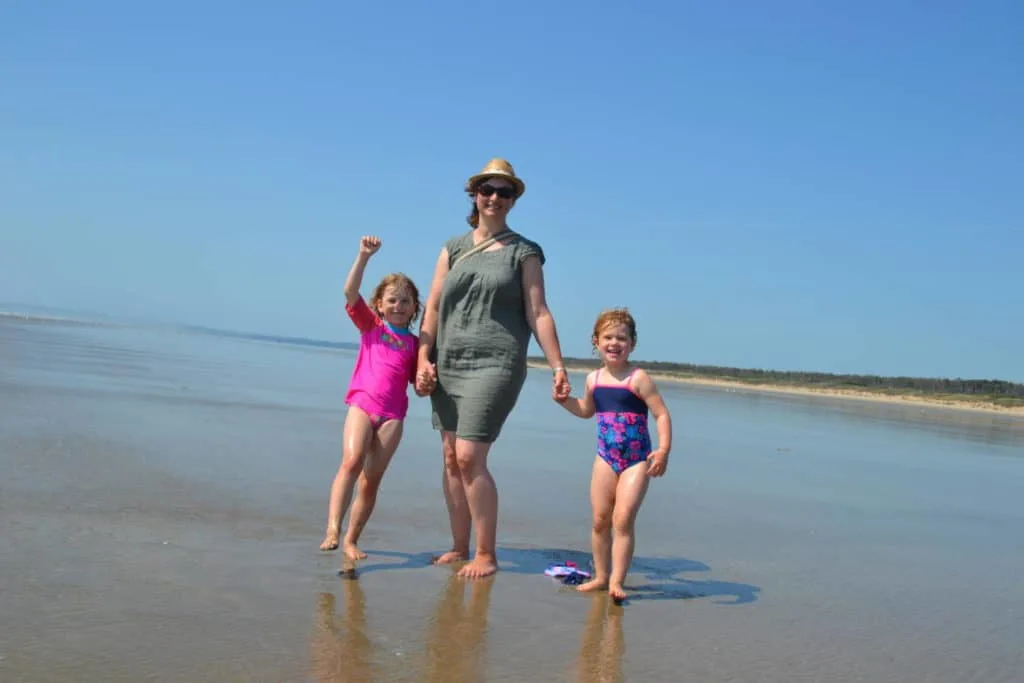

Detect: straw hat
465,158,526,198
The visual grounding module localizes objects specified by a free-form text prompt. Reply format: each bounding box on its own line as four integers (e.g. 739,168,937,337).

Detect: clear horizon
4,302,1021,385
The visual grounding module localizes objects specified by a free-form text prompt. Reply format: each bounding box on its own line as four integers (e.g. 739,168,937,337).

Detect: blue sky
2,1,1022,381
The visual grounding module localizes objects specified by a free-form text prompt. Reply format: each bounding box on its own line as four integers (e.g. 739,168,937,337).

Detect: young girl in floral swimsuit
555,308,673,601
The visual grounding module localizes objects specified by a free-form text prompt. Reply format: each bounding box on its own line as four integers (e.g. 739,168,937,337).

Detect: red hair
591,308,637,350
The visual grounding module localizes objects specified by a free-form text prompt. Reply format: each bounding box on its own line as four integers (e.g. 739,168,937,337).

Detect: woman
416,158,571,578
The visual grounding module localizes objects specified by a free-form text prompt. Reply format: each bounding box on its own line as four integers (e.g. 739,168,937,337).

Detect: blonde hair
591,308,637,351
370,273,421,324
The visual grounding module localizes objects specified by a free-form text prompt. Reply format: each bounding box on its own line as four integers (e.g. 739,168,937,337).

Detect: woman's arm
417,247,449,361
415,247,449,393
521,254,571,399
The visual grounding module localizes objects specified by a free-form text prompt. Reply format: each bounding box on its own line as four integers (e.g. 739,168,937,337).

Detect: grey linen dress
430,230,545,443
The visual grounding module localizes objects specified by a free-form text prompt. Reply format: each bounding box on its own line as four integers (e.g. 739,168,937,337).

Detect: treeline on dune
536,356,1024,403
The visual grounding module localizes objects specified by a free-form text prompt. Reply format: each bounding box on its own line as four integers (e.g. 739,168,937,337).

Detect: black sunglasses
478,184,516,199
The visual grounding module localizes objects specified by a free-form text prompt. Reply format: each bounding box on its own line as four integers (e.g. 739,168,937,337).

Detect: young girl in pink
556,308,673,601
320,235,422,563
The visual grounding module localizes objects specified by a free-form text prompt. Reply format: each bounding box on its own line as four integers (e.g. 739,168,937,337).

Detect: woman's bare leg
453,438,498,578
578,457,617,592
342,419,403,562
320,407,374,551
434,431,471,564
608,463,650,600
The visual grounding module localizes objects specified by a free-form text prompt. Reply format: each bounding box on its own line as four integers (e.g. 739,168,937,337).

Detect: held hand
552,369,571,402
415,356,437,395
646,449,669,477
413,374,434,395
413,373,432,397
414,374,435,396
359,235,382,256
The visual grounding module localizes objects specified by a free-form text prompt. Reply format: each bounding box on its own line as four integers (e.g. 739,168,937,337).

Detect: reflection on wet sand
310,579,374,683
309,570,494,683
420,573,494,683
574,596,625,683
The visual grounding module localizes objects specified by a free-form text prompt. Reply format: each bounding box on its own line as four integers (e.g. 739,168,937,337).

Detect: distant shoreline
5,310,1019,416
528,361,1024,417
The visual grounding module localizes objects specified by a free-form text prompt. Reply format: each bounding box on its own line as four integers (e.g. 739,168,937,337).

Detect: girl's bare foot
609,583,628,602
343,543,367,561
576,577,609,593
433,550,468,565
457,554,498,579
319,531,340,551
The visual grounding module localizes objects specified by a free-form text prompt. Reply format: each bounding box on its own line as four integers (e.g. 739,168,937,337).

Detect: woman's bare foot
609,583,628,602
342,543,367,562
576,577,609,593
319,531,340,552
457,554,498,579
433,550,468,565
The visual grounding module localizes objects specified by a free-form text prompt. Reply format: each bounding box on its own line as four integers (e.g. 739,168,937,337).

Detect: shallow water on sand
2,316,1022,682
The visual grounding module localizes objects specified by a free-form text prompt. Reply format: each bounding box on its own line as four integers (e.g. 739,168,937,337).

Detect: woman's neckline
470,229,517,253
472,226,515,241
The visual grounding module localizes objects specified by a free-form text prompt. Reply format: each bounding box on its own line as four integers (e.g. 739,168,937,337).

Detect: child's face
593,323,635,365
377,285,415,327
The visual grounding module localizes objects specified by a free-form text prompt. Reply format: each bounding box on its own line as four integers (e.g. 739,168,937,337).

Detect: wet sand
2,316,1023,681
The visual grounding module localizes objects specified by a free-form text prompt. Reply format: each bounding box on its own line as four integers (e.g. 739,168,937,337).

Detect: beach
528,360,1024,416
2,315,1023,682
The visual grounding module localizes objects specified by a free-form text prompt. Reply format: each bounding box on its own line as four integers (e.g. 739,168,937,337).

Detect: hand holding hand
646,449,669,477
359,235,382,256
552,369,571,402
415,356,437,396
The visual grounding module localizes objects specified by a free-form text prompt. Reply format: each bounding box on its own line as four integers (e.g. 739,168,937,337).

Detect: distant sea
2,310,1022,682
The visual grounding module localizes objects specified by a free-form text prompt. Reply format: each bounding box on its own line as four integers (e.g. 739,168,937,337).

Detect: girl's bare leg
454,438,498,578
578,457,617,592
320,408,374,551
342,419,403,561
434,431,471,565
608,463,651,600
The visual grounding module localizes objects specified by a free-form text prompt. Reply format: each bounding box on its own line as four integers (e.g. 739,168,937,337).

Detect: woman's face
475,177,516,221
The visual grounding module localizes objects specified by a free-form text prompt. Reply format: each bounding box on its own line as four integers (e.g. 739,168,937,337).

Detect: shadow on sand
336,545,760,606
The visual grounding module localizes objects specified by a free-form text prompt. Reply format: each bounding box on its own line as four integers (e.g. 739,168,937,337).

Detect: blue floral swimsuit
592,368,652,474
